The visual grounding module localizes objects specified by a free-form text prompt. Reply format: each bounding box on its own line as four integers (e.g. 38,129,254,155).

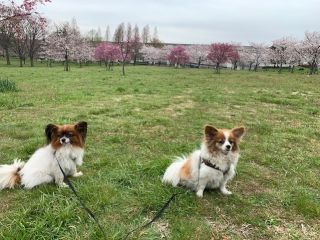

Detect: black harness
200,157,230,175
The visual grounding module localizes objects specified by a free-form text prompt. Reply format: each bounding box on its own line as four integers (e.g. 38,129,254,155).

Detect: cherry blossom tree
73,39,94,67
237,47,255,70
25,15,47,66
286,40,301,73
229,47,240,70
141,45,171,65
0,0,49,65
94,43,121,70
269,37,296,73
207,43,234,73
0,14,13,64
0,0,50,22
298,31,320,75
45,21,82,71
167,45,190,68
113,22,136,75
186,44,208,68
249,43,268,71
141,45,162,64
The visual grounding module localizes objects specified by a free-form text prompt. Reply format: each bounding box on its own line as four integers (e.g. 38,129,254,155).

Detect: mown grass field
0,62,319,240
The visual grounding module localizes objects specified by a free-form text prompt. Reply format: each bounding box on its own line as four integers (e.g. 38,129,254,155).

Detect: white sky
38,0,320,45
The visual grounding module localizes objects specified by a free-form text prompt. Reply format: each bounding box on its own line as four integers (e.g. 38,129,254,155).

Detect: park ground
0,63,319,239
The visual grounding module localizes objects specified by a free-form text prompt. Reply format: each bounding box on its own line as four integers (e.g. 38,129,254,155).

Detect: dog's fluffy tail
0,159,25,190
162,156,186,187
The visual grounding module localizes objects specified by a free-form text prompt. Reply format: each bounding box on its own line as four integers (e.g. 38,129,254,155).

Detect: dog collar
200,157,229,175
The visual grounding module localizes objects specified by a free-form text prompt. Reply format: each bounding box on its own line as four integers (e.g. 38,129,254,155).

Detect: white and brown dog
0,121,87,190
162,125,245,197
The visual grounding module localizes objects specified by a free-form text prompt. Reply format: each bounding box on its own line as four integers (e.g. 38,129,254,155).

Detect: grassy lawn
0,63,319,239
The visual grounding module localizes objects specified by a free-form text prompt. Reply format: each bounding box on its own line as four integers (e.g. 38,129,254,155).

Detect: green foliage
0,78,17,93
0,65,319,239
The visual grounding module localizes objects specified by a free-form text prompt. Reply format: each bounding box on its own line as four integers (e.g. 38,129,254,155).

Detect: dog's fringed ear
75,121,87,142
232,127,245,139
204,125,218,140
45,124,57,144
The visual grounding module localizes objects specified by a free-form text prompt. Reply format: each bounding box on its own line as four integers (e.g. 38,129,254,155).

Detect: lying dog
0,121,87,190
162,125,245,197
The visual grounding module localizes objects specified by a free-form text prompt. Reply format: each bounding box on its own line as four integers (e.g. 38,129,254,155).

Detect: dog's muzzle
60,136,70,144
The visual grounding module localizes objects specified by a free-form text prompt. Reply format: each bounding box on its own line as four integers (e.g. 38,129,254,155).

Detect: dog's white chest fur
20,144,84,189
55,145,83,175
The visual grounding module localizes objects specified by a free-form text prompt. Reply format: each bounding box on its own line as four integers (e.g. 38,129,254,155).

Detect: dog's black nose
226,145,231,150
61,138,66,143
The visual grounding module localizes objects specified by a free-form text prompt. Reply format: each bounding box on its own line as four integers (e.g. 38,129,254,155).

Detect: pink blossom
167,45,190,67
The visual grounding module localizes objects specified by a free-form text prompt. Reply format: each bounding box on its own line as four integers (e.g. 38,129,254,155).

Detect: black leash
54,153,107,239
54,152,191,240
123,192,181,240
123,155,206,239
123,156,204,239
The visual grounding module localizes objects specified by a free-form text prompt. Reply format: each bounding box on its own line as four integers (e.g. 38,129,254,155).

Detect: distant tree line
1,1,319,75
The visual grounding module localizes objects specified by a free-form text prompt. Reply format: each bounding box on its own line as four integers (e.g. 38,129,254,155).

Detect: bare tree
141,24,150,43
105,25,110,42
95,27,102,42
132,24,142,65
113,22,124,43
126,23,132,41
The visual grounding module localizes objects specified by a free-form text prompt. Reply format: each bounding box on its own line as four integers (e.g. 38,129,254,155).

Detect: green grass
0,62,319,240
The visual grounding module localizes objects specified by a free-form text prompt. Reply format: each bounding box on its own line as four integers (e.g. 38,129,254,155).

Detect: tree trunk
122,62,125,75
5,48,10,65
198,57,201,68
309,61,315,75
30,56,34,67
64,49,69,71
216,63,220,73
233,62,237,70
290,65,295,73
19,57,23,67
278,63,282,73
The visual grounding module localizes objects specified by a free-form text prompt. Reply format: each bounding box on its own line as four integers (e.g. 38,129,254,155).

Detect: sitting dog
0,121,87,190
162,125,245,197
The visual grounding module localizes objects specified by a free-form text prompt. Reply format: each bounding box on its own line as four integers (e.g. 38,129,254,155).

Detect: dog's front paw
58,182,68,188
196,190,204,198
73,171,83,177
220,188,232,195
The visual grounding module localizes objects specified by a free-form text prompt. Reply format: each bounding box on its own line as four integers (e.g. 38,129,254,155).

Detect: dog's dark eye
229,140,234,144
218,140,224,144
65,132,73,138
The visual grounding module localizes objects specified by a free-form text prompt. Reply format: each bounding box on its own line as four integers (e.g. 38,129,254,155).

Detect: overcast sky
38,0,320,45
